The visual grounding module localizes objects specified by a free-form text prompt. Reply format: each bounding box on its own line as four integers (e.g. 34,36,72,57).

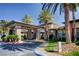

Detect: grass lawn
45,42,55,52
62,51,79,56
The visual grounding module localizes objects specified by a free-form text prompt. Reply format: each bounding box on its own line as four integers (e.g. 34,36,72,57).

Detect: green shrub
21,35,24,40
1,34,19,42
49,34,55,42
49,38,55,43
75,41,79,46
21,35,27,41
1,37,7,41
61,37,66,42
7,34,17,39
45,42,54,52
45,37,55,52
6,34,19,42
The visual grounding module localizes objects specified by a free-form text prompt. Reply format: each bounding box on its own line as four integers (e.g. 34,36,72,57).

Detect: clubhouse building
3,19,79,41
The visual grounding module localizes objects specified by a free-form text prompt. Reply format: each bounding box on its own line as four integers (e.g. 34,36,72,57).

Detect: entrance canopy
5,21,44,29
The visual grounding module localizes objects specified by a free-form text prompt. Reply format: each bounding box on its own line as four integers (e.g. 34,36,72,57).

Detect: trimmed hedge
7,34,18,42
1,34,19,42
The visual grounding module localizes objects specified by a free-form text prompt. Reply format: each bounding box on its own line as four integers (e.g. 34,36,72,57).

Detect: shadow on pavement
0,41,43,52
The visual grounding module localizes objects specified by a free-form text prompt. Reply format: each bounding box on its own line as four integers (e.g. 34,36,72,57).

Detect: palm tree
69,4,79,42
42,3,78,43
0,20,8,34
38,10,53,40
63,3,71,43
22,15,32,24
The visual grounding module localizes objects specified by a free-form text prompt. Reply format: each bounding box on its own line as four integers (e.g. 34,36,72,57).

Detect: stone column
7,28,10,35
36,29,40,41
15,26,21,41
27,28,32,40
55,29,58,41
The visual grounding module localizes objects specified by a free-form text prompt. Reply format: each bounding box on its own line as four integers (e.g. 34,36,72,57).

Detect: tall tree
0,20,8,34
42,3,73,43
64,3,71,43
22,15,32,24
38,10,53,40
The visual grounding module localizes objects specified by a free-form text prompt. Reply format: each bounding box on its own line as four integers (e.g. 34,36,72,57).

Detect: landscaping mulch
60,43,79,55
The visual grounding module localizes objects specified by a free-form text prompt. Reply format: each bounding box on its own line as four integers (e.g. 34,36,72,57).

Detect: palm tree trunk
72,9,76,42
64,3,71,43
45,20,49,40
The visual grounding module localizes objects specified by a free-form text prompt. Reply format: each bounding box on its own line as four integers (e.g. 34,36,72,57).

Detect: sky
0,3,79,26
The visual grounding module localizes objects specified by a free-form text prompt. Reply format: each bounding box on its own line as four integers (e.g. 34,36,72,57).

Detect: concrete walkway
0,41,44,56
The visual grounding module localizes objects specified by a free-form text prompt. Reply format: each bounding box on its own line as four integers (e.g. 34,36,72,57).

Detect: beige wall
36,29,40,40
48,24,54,29
21,29,28,37
48,24,59,29
15,26,22,40
70,22,79,28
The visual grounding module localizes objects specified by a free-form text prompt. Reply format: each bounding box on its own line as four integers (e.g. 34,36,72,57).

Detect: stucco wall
15,26,22,40
48,24,59,29
70,22,79,28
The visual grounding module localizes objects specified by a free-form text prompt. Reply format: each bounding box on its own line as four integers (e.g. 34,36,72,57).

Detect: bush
49,34,55,42
6,34,18,42
75,41,79,46
45,42,54,52
49,35,55,43
49,38,54,43
45,35,55,52
1,37,7,41
1,34,19,42
21,35,24,40
1,35,7,41
21,35,27,41
61,37,66,42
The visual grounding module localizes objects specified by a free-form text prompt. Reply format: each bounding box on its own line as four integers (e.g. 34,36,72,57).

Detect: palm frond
53,3,59,14
38,10,53,24
22,15,32,24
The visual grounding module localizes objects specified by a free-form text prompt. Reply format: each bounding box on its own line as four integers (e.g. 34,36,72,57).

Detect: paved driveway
0,41,43,56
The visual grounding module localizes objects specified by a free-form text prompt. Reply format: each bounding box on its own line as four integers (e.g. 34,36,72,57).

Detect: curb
33,47,46,56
